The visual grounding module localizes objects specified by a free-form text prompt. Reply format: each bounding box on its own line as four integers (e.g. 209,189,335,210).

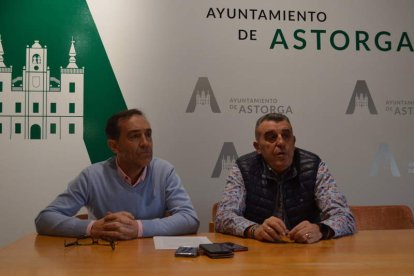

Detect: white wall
1,0,413,247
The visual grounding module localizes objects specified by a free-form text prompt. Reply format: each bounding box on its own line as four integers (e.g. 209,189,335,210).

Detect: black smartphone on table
199,243,235,259
219,242,248,252
175,246,199,257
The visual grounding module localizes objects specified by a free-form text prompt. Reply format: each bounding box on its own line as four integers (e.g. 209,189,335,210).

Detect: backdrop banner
0,0,413,246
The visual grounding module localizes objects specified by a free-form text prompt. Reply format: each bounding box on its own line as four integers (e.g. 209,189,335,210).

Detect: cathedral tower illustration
0,37,84,140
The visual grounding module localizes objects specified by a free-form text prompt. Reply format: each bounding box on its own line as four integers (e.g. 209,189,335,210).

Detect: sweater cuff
137,220,143,238
86,220,95,236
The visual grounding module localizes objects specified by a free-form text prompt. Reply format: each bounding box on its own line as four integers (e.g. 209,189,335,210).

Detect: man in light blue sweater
35,109,199,239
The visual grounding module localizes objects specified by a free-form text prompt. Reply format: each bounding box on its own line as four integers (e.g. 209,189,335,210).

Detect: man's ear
253,141,261,154
293,135,296,145
107,139,118,154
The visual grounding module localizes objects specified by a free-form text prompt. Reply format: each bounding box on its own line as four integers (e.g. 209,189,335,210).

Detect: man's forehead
127,127,151,133
119,115,151,131
259,120,292,131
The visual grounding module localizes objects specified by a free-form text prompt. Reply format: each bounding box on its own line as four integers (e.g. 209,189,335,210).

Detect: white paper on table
153,236,212,250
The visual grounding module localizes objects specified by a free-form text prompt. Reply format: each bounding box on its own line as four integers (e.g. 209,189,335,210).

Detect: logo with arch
186,77,221,113
212,142,238,178
346,80,378,115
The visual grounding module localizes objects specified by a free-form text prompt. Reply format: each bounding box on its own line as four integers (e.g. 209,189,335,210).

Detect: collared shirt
116,158,147,187
262,161,297,227
215,160,356,238
86,160,148,237
35,156,199,238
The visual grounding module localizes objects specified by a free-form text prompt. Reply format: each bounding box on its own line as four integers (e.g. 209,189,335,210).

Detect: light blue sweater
35,157,199,237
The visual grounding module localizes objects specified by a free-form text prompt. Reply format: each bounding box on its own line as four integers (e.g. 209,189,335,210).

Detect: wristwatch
244,224,259,239
317,223,334,239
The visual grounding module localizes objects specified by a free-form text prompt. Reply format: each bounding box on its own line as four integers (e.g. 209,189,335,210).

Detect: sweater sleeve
140,166,199,237
34,170,91,237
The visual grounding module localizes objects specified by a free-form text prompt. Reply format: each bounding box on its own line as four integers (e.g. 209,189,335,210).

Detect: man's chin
270,161,290,173
143,156,153,164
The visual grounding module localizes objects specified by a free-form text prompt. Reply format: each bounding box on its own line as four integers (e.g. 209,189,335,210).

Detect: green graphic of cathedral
0,36,84,140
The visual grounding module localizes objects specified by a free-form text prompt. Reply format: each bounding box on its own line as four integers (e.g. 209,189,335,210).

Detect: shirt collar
116,158,147,187
262,159,297,181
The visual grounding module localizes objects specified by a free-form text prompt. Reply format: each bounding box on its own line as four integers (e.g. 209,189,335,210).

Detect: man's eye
264,132,277,142
282,133,291,140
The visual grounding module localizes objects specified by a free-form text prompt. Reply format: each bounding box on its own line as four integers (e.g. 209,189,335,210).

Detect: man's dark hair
255,113,291,139
105,109,144,140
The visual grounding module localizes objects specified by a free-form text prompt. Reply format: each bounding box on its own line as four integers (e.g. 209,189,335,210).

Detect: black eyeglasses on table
64,236,116,250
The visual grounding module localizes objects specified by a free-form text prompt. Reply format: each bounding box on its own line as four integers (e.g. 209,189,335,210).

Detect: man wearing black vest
215,113,355,243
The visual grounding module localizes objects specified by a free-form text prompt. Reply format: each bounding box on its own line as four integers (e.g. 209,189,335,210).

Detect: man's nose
275,135,285,146
139,136,151,147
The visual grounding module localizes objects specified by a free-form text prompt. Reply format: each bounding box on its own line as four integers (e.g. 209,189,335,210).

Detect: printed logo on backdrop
345,80,414,117
370,143,400,177
0,0,127,163
185,77,293,115
206,8,413,53
408,162,414,175
346,80,378,115
186,77,221,113
370,145,414,177
211,142,238,178
229,97,293,115
385,99,414,116
0,37,84,140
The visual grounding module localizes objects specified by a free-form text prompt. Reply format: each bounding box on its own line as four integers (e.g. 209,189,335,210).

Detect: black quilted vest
236,148,322,229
